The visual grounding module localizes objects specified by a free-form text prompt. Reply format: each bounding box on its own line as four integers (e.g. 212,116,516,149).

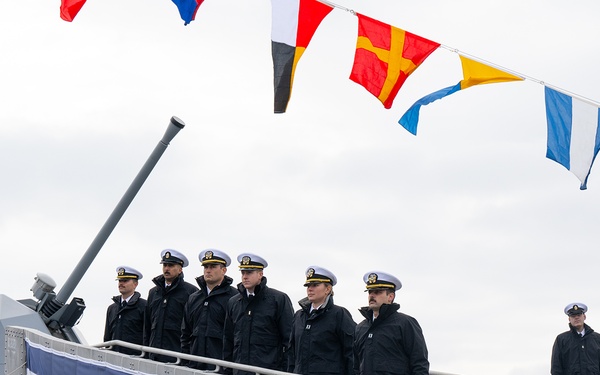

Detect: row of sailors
108,249,598,375
105,248,428,375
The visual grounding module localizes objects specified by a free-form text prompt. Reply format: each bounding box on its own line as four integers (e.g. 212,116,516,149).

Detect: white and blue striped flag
545,86,600,189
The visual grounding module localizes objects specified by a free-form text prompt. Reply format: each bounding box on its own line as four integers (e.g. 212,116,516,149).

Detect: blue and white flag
26,338,149,375
545,86,600,190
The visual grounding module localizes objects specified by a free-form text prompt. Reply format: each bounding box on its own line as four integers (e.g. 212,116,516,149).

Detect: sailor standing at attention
223,253,294,375
288,266,355,375
143,249,198,363
181,248,237,369
104,266,146,355
353,271,429,375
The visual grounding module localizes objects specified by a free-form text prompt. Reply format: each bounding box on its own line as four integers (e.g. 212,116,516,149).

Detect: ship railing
94,339,290,375
4,325,457,375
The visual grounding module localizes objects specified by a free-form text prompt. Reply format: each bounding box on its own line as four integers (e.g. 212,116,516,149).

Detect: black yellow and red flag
271,0,333,113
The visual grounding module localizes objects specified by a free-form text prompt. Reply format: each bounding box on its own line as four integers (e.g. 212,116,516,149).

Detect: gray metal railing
4,326,457,375
94,340,291,375
95,340,459,375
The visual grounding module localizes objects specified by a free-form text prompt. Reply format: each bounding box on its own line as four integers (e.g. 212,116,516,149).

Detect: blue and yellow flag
399,55,523,135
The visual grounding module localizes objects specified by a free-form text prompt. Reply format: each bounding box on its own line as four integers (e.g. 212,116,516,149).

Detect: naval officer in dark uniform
181,248,237,369
104,266,146,355
551,302,600,375
288,266,355,375
353,271,429,375
223,253,294,375
144,249,198,363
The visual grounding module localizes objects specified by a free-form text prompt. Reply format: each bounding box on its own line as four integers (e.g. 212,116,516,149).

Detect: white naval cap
115,265,143,280
237,253,268,270
199,249,231,266
363,271,402,291
160,249,190,267
564,302,588,316
304,266,337,286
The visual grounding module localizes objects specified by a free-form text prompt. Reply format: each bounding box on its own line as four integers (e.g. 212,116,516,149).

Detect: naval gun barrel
42,116,185,316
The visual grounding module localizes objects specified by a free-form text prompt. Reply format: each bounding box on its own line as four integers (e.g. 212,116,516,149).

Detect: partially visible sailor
551,302,600,375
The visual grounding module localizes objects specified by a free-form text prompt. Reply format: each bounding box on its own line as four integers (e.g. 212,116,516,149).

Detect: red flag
60,0,87,22
350,14,440,109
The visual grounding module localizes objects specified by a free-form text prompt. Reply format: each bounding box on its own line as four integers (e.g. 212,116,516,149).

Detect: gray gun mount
0,116,185,354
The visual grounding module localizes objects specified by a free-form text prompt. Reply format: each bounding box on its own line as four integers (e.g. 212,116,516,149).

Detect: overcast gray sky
2,1,600,374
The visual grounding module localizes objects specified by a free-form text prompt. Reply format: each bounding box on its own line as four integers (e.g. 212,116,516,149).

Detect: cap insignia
205,251,213,260
118,268,125,276
242,256,251,265
306,268,315,278
368,273,378,284
165,252,171,259
574,305,579,311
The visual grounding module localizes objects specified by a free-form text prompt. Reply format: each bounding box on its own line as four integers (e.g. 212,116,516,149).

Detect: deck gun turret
0,117,185,366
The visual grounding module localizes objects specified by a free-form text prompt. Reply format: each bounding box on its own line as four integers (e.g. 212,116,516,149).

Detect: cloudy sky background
2,1,600,374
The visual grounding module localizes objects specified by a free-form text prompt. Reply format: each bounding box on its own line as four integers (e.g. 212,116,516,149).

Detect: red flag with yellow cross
350,14,440,109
